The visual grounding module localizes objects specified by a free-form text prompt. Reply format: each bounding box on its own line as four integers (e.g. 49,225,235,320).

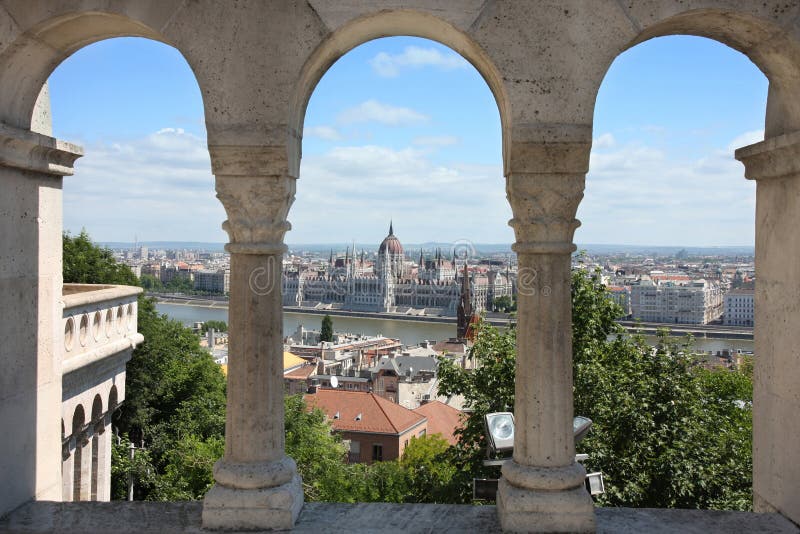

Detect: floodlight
573,416,592,444
484,412,515,453
484,414,593,454
585,472,605,495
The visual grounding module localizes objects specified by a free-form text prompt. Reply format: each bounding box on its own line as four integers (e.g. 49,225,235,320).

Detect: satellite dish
330,376,339,388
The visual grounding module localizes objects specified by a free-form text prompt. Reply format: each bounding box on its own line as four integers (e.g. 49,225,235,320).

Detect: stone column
61,437,74,501
496,140,595,532
76,430,92,501
92,418,108,501
0,123,82,515
100,415,113,501
202,146,303,530
735,131,800,525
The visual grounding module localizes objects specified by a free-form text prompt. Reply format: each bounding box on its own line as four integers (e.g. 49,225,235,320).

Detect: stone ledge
0,501,798,533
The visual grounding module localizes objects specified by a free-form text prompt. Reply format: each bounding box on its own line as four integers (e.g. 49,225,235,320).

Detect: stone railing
61,284,143,375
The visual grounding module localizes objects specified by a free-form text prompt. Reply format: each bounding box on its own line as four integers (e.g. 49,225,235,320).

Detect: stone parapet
0,123,82,176
735,130,800,180
61,284,143,370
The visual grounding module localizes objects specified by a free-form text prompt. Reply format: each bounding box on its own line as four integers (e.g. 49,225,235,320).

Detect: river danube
156,302,754,354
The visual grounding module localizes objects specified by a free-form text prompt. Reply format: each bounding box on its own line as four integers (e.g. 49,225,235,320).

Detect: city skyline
52,35,766,246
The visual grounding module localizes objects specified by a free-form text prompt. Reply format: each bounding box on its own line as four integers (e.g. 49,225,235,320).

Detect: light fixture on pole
484,412,514,454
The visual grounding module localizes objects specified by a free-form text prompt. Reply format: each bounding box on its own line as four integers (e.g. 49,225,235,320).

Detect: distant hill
100,241,227,252
101,241,754,257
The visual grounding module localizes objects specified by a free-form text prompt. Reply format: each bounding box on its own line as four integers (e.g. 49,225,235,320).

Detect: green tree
163,275,194,293
63,231,228,501
400,435,458,503
63,229,138,286
140,273,162,291
320,314,334,342
437,268,754,510
284,394,351,502
110,434,157,500
492,295,516,313
201,320,228,334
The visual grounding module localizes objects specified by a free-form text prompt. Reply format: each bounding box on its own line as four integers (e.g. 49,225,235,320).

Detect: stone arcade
1,2,800,532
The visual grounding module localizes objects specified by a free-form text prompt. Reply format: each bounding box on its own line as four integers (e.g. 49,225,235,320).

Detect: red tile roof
284,364,316,380
413,401,464,445
304,390,426,435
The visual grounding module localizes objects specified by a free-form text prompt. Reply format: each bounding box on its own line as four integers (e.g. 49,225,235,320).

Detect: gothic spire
389,220,394,236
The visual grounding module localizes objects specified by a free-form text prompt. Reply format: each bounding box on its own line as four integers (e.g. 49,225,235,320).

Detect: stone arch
596,7,800,138
108,385,118,414
290,10,511,175
0,9,206,132
583,5,800,522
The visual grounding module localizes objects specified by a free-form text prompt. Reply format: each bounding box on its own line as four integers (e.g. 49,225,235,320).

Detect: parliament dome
378,222,404,255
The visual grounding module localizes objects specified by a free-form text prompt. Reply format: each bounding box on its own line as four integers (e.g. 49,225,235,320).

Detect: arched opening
109,386,118,415
285,33,507,498
49,37,220,245
71,404,85,501
44,35,217,504
580,8,800,523
0,7,216,515
291,11,511,178
584,25,788,514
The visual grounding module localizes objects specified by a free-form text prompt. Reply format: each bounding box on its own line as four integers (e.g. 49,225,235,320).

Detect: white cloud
294,144,511,243
370,46,469,78
578,131,757,245
593,133,615,149
726,129,764,152
337,99,428,126
412,135,459,147
64,128,227,242
304,125,342,141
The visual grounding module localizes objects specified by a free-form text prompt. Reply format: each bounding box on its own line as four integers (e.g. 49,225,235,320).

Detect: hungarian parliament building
282,223,514,316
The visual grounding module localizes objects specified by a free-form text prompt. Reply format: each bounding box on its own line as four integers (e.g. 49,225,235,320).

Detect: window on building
372,444,383,462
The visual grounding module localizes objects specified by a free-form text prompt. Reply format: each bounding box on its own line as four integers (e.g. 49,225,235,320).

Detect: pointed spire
389,220,394,236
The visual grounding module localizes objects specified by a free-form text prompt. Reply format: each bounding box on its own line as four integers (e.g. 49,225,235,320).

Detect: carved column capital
0,122,83,176
506,141,589,253
209,145,295,255
735,130,800,181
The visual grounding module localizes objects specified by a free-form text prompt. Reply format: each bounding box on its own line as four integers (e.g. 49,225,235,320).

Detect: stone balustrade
60,284,143,502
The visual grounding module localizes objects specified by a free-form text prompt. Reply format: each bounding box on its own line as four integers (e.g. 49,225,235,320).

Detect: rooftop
412,401,464,446
305,390,425,435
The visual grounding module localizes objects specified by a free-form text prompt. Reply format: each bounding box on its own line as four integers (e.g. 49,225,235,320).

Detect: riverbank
152,294,754,340
152,293,510,326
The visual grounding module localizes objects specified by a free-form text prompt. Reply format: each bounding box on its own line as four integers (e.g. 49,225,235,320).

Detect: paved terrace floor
1,502,798,533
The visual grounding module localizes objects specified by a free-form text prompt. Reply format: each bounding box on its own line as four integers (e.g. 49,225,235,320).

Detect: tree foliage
438,268,754,510
201,320,228,334
320,314,334,342
64,231,227,500
492,295,516,313
63,229,138,286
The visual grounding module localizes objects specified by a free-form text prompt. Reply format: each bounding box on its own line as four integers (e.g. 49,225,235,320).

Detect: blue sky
52,35,766,246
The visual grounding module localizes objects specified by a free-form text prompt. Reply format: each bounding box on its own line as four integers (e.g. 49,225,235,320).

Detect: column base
496,462,595,533
202,474,303,531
